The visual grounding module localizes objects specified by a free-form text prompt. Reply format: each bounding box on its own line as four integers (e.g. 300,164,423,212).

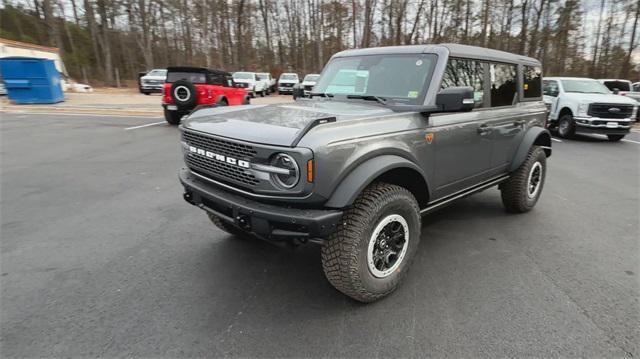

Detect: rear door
484,62,527,172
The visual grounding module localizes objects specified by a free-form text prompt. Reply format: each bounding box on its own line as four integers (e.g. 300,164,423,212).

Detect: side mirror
436,86,475,112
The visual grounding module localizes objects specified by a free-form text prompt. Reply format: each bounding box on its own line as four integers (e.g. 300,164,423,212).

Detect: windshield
256,74,269,80
280,74,298,81
304,74,320,82
233,72,254,80
602,80,631,92
561,79,610,94
312,54,436,103
147,69,167,77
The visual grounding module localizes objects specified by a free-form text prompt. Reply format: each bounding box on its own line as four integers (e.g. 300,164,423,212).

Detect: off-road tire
164,109,182,125
321,182,421,303
208,213,246,237
500,146,547,213
607,134,625,141
557,114,575,138
260,90,265,97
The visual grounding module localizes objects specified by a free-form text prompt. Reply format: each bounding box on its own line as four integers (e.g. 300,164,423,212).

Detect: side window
225,75,234,87
523,66,542,98
633,83,640,92
441,58,485,108
543,80,559,97
490,63,517,107
209,73,223,86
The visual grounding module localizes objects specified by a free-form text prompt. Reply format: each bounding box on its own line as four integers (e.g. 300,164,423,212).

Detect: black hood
182,100,392,147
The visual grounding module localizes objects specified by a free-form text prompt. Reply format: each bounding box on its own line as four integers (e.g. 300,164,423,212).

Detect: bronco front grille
182,130,259,187
182,130,257,159
588,103,634,119
186,154,259,186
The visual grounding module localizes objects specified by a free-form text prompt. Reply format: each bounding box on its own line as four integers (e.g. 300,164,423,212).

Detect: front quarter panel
298,112,433,205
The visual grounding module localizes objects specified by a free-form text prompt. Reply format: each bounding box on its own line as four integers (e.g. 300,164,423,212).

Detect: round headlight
270,153,299,189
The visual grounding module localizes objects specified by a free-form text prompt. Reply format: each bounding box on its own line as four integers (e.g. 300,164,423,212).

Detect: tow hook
183,191,194,205
236,215,251,230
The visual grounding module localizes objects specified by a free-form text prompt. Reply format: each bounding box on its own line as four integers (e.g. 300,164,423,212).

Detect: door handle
477,124,492,134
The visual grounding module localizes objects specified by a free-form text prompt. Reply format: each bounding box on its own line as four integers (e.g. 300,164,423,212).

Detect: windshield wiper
346,94,388,106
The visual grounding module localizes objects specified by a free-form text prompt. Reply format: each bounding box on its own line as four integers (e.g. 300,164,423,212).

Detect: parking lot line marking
551,138,562,143
1,110,161,119
621,138,640,144
124,121,166,130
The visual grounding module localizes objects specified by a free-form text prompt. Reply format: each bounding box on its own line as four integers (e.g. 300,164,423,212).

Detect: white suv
278,73,299,94
543,77,637,141
232,72,268,97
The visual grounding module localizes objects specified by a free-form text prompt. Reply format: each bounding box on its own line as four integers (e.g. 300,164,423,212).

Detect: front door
429,111,494,199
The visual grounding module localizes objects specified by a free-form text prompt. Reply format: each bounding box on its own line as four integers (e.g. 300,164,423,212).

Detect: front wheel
321,182,421,303
164,109,182,125
260,90,265,97
557,114,575,138
607,134,625,141
500,146,547,213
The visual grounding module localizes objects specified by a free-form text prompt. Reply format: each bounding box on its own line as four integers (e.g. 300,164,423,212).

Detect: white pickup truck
232,72,268,97
257,72,276,93
543,77,638,141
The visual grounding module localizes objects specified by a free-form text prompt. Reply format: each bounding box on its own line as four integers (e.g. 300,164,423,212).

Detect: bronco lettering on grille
189,146,250,168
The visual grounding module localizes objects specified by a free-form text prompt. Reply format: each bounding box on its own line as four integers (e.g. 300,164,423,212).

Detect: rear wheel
321,182,421,303
164,109,182,125
557,114,575,138
607,134,625,141
500,146,547,213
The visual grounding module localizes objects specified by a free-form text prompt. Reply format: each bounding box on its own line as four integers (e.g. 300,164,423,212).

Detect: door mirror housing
436,87,475,112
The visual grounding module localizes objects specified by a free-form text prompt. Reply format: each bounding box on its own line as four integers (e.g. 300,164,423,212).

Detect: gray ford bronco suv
179,44,551,302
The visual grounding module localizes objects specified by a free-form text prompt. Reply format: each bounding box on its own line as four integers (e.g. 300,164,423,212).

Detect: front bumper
141,85,163,92
574,117,632,135
179,168,342,240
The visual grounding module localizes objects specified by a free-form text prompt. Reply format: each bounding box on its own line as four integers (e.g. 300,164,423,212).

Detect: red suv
162,67,250,125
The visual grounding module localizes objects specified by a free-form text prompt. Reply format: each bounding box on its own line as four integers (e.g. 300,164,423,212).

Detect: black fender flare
324,155,428,208
215,95,228,105
509,127,552,172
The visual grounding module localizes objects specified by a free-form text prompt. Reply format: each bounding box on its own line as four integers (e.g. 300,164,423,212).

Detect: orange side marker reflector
307,160,314,183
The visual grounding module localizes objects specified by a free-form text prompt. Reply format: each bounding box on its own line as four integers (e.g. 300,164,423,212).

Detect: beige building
0,37,67,76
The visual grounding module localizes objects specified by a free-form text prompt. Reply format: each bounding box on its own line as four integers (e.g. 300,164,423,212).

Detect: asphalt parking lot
1,111,639,357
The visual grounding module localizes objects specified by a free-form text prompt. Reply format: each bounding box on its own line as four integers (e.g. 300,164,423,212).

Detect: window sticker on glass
407,91,419,98
416,60,423,66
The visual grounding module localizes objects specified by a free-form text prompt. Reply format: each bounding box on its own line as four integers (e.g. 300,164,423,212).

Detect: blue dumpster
0,57,64,104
